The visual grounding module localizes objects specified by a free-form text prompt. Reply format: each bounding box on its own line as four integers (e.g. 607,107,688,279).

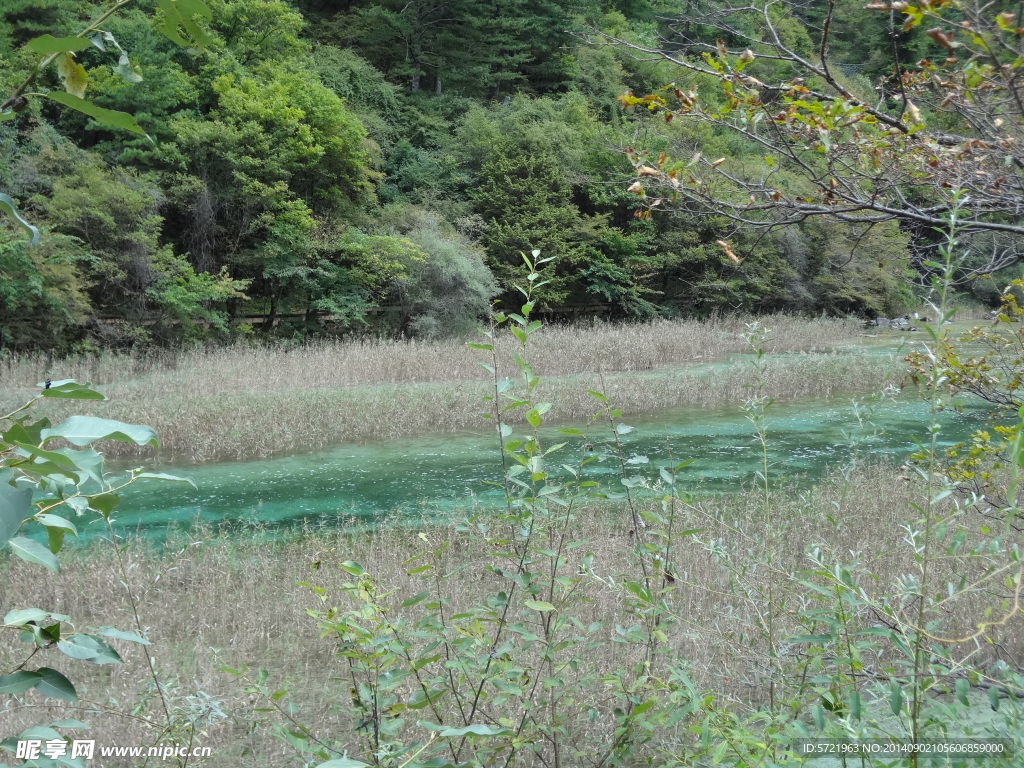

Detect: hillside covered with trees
0,0,1003,351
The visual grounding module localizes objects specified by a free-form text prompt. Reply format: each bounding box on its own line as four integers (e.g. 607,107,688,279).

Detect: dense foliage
0,0,940,352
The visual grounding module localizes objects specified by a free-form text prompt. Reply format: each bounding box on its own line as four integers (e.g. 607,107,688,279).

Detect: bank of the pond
6,347,903,465
2,464,1019,766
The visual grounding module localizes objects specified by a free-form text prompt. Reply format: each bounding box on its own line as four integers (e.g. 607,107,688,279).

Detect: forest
1,0,990,352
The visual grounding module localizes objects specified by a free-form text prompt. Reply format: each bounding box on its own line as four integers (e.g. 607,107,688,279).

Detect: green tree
471,148,592,307
804,218,915,317
380,207,498,337
17,138,246,341
166,66,375,324
0,231,91,352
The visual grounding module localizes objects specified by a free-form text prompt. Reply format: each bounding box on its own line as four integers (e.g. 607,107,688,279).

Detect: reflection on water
102,394,992,537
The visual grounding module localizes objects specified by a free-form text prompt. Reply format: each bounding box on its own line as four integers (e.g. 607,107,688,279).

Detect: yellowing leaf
56,52,88,98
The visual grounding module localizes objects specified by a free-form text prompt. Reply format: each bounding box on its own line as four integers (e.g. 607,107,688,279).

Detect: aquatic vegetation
0,315,893,463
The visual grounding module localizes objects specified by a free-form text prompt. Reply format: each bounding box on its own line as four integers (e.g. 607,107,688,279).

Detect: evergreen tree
472,148,590,307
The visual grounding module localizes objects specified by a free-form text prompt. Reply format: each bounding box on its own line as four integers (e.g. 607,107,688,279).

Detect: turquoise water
33,323,986,537
99,393,991,537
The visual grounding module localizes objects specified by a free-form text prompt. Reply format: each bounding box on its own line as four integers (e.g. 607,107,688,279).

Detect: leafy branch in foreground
0,380,204,763
607,0,1024,277
0,0,212,242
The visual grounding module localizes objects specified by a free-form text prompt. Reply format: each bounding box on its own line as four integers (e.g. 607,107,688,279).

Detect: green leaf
154,0,214,47
41,416,158,448
90,493,119,518
316,760,372,768
57,634,122,664
790,634,834,645
989,685,1000,711
437,724,513,737
955,677,970,706
19,725,63,742
43,92,147,137
11,443,79,471
94,626,150,645
38,380,105,400
407,687,446,709
55,447,104,488
35,515,77,536
0,470,32,548
26,35,92,53
526,409,542,428
624,581,652,604
889,680,903,716
0,670,41,695
47,525,66,555
4,608,68,626
524,600,556,612
0,193,40,246
339,561,365,576
8,536,59,571
34,668,77,702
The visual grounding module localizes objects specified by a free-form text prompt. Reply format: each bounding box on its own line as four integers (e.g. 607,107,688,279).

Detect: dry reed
0,314,863,392
0,316,896,463
1,465,1015,765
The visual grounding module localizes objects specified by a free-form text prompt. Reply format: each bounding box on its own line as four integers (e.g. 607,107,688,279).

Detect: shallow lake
105,394,991,537
54,325,989,537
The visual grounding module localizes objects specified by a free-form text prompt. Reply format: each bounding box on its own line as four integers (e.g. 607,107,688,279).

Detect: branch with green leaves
0,379,195,759
0,0,212,244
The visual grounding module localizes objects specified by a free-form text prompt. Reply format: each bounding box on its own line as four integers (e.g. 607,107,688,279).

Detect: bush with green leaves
232,243,1024,767
377,208,497,338
0,381,203,765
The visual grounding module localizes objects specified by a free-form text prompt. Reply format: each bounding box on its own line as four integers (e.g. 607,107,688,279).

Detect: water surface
105,394,990,536
61,324,991,536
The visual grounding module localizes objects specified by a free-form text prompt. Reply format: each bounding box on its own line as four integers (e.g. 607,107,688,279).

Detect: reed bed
0,315,894,463
1,465,1015,765
0,352,902,463
0,314,862,394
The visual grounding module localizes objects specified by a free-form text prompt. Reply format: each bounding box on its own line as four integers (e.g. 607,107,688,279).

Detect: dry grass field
0,315,898,463
1,465,1017,766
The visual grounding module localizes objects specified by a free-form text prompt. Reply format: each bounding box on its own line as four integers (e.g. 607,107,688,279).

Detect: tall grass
1,314,863,393
1,354,900,463
0,465,1016,766
0,316,892,463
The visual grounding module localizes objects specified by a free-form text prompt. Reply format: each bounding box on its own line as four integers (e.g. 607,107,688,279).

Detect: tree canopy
3,0,1011,352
